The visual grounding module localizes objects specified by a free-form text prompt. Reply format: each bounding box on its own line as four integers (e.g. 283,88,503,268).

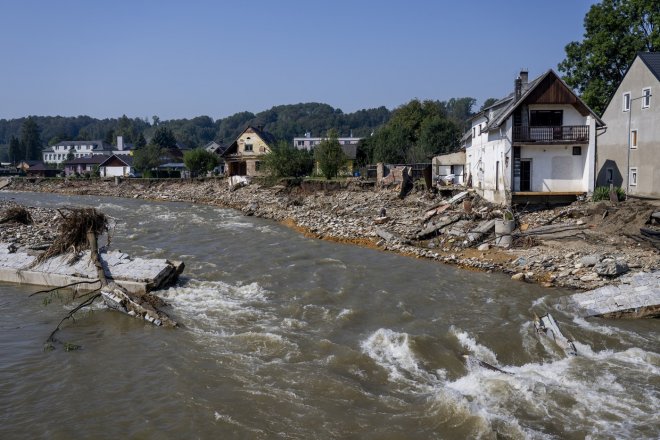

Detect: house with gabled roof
98,154,135,177
596,52,660,199
222,126,277,176
63,156,106,177
463,69,604,204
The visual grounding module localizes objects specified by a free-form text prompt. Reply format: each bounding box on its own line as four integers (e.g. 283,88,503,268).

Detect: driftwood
0,206,33,225
40,207,176,350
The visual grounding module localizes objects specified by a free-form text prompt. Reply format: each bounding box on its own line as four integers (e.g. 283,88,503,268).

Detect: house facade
464,69,603,204
43,136,134,164
294,133,362,151
63,156,105,176
596,52,660,199
432,151,465,185
222,126,276,176
99,155,135,177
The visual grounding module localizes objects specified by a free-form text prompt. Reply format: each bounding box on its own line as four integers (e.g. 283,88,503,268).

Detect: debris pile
5,178,659,291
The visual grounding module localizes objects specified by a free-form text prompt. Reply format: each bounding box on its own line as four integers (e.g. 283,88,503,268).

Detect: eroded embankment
4,177,659,291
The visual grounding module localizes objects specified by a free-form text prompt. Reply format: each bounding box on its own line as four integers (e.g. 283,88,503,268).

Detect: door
520,159,532,192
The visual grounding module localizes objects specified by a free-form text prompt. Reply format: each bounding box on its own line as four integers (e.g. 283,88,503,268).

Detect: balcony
513,125,589,143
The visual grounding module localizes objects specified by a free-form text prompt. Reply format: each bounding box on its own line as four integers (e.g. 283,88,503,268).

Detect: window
472,127,476,137
244,143,253,152
629,167,637,186
297,140,303,147
642,88,651,108
530,110,563,126
572,146,582,155
606,168,613,183
630,129,638,149
623,92,631,112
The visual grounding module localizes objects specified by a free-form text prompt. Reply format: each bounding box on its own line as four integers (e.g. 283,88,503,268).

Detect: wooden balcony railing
513,125,589,143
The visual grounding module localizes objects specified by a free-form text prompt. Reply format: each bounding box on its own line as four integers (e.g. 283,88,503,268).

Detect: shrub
592,186,625,202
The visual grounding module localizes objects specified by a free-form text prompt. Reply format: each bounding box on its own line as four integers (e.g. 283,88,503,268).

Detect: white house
99,154,135,177
463,69,604,204
293,132,361,151
43,136,134,165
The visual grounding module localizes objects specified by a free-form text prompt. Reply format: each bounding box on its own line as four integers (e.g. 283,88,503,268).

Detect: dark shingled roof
98,154,134,167
638,52,660,82
63,156,107,165
222,126,277,157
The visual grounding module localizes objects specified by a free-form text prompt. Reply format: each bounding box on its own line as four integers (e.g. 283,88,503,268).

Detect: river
0,191,658,439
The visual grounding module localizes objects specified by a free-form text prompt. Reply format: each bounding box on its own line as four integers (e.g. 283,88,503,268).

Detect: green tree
262,140,314,178
66,148,75,162
135,133,147,149
480,98,499,111
559,0,660,114
8,136,22,164
133,143,163,176
20,117,42,160
104,129,115,145
152,126,177,149
183,148,220,177
314,130,346,179
361,99,461,164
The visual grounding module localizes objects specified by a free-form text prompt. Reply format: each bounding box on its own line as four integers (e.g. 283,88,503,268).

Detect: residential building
204,141,226,174
293,133,362,151
596,52,660,198
42,136,134,165
222,126,276,176
63,156,105,177
314,144,358,176
25,162,60,178
98,155,135,177
432,151,465,185
463,69,603,204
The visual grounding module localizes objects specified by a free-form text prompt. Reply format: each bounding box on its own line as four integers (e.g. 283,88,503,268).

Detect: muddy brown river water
0,191,658,439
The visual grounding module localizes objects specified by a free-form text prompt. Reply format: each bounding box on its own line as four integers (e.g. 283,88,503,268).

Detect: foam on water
159,279,271,330
451,326,499,365
445,335,660,439
360,328,442,390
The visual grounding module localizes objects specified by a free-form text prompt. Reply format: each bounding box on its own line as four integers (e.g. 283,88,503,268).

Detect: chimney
117,136,124,151
519,69,528,87
514,77,522,100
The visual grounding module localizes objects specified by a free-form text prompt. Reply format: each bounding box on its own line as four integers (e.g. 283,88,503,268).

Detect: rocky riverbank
3,177,659,291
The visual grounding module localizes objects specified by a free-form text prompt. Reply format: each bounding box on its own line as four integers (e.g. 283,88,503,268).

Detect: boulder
579,254,601,267
594,260,629,277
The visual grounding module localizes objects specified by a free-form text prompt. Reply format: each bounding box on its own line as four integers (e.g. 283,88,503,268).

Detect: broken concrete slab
423,204,450,222
0,242,183,295
443,220,470,237
560,271,660,318
417,214,462,239
447,191,468,205
375,228,396,243
467,219,496,243
0,179,10,190
524,223,588,240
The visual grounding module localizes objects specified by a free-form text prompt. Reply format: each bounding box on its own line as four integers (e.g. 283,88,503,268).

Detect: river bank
3,177,659,291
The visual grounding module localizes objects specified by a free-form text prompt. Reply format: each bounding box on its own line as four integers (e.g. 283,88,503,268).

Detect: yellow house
314,144,357,176
222,126,276,176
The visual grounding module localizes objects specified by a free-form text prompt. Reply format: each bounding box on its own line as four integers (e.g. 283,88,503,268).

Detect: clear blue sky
1,0,597,120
